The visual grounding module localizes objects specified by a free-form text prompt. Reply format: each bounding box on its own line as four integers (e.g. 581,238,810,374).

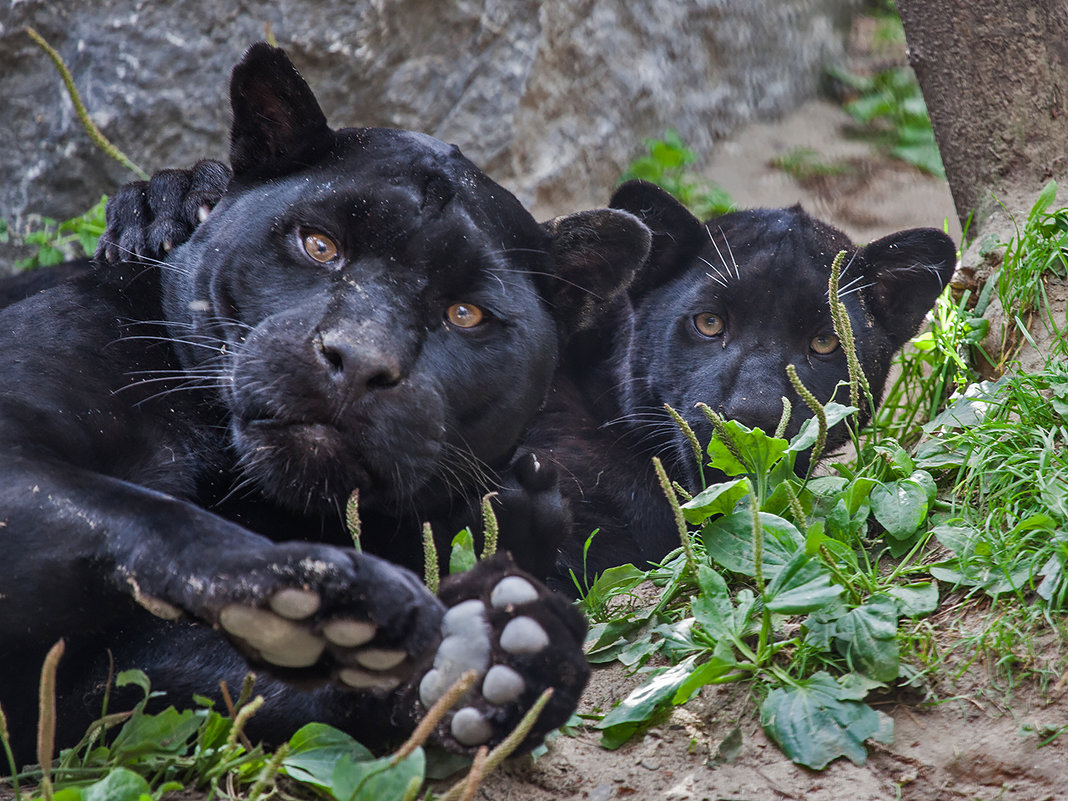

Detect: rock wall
0,0,854,236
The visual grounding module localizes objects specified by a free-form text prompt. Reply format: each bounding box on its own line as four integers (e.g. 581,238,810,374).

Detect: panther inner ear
228,43,332,180
857,228,957,347
540,209,652,337
609,180,706,296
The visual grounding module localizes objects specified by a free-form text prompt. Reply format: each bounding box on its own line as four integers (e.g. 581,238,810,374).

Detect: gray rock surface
0,0,854,246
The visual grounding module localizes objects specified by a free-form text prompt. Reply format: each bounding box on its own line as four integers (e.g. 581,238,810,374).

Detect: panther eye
301,231,339,264
693,312,725,337
811,333,840,355
445,303,485,329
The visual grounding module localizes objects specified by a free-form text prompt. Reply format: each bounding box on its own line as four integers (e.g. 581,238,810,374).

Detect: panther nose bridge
315,327,404,390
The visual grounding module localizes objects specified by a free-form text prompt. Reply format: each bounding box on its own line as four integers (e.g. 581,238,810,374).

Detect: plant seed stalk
827,249,872,413
422,522,440,594
697,403,748,469
0,703,20,799
774,397,792,439
665,404,706,489
226,695,264,751
345,488,362,551
786,364,827,466
439,688,555,801
37,639,65,801
392,670,479,764
653,456,697,574
481,492,499,559
247,741,289,801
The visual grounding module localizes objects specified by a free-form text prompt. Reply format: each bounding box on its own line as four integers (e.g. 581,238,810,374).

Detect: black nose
721,393,786,436
315,331,403,390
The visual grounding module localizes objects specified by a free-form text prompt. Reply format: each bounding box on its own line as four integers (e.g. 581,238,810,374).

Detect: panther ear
540,208,652,337
228,43,332,179
857,228,957,347
609,180,705,296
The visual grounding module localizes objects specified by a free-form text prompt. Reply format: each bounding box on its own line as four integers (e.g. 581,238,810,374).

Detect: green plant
5,196,107,271
620,131,735,219
918,365,1068,607
1,652,551,801
829,64,944,178
988,180,1068,365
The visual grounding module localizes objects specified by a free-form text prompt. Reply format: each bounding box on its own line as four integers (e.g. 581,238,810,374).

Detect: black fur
0,44,654,763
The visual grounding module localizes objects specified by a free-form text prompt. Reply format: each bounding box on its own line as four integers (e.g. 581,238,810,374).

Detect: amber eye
302,231,339,263
445,303,485,329
811,333,840,355
693,312,725,337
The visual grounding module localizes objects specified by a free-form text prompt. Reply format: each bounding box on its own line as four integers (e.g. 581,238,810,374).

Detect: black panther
0,44,654,763
534,180,957,583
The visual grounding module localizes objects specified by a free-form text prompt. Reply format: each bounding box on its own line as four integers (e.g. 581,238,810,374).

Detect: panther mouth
238,417,376,503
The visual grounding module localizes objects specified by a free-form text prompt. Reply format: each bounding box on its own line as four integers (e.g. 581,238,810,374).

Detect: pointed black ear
609,180,705,296
540,208,651,337
228,43,332,179
858,228,957,347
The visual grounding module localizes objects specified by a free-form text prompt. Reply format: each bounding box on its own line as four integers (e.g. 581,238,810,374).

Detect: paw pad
499,616,549,654
269,588,321,619
482,664,525,704
451,706,493,746
490,576,539,608
219,604,324,668
419,599,491,708
323,619,376,647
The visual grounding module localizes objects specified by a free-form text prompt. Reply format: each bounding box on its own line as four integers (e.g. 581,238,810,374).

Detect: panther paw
401,554,589,753
97,159,232,264
191,544,443,688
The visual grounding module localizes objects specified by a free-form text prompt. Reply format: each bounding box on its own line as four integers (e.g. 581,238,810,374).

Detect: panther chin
234,417,433,513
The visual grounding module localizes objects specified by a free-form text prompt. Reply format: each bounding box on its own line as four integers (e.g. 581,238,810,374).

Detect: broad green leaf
597,657,697,744
109,707,200,762
78,768,153,801
682,478,749,525
283,723,374,789
931,522,979,555
760,672,892,769
449,529,476,575
331,748,425,801
789,403,857,452
803,600,848,651
832,596,899,683
887,582,939,618
909,469,937,504
764,550,843,615
701,511,804,578
672,651,738,703
706,419,788,477
870,479,928,539
691,571,756,643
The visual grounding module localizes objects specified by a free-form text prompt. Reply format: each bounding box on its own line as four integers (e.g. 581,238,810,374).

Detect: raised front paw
183,543,444,690
97,159,232,263
491,449,571,580
399,554,589,753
